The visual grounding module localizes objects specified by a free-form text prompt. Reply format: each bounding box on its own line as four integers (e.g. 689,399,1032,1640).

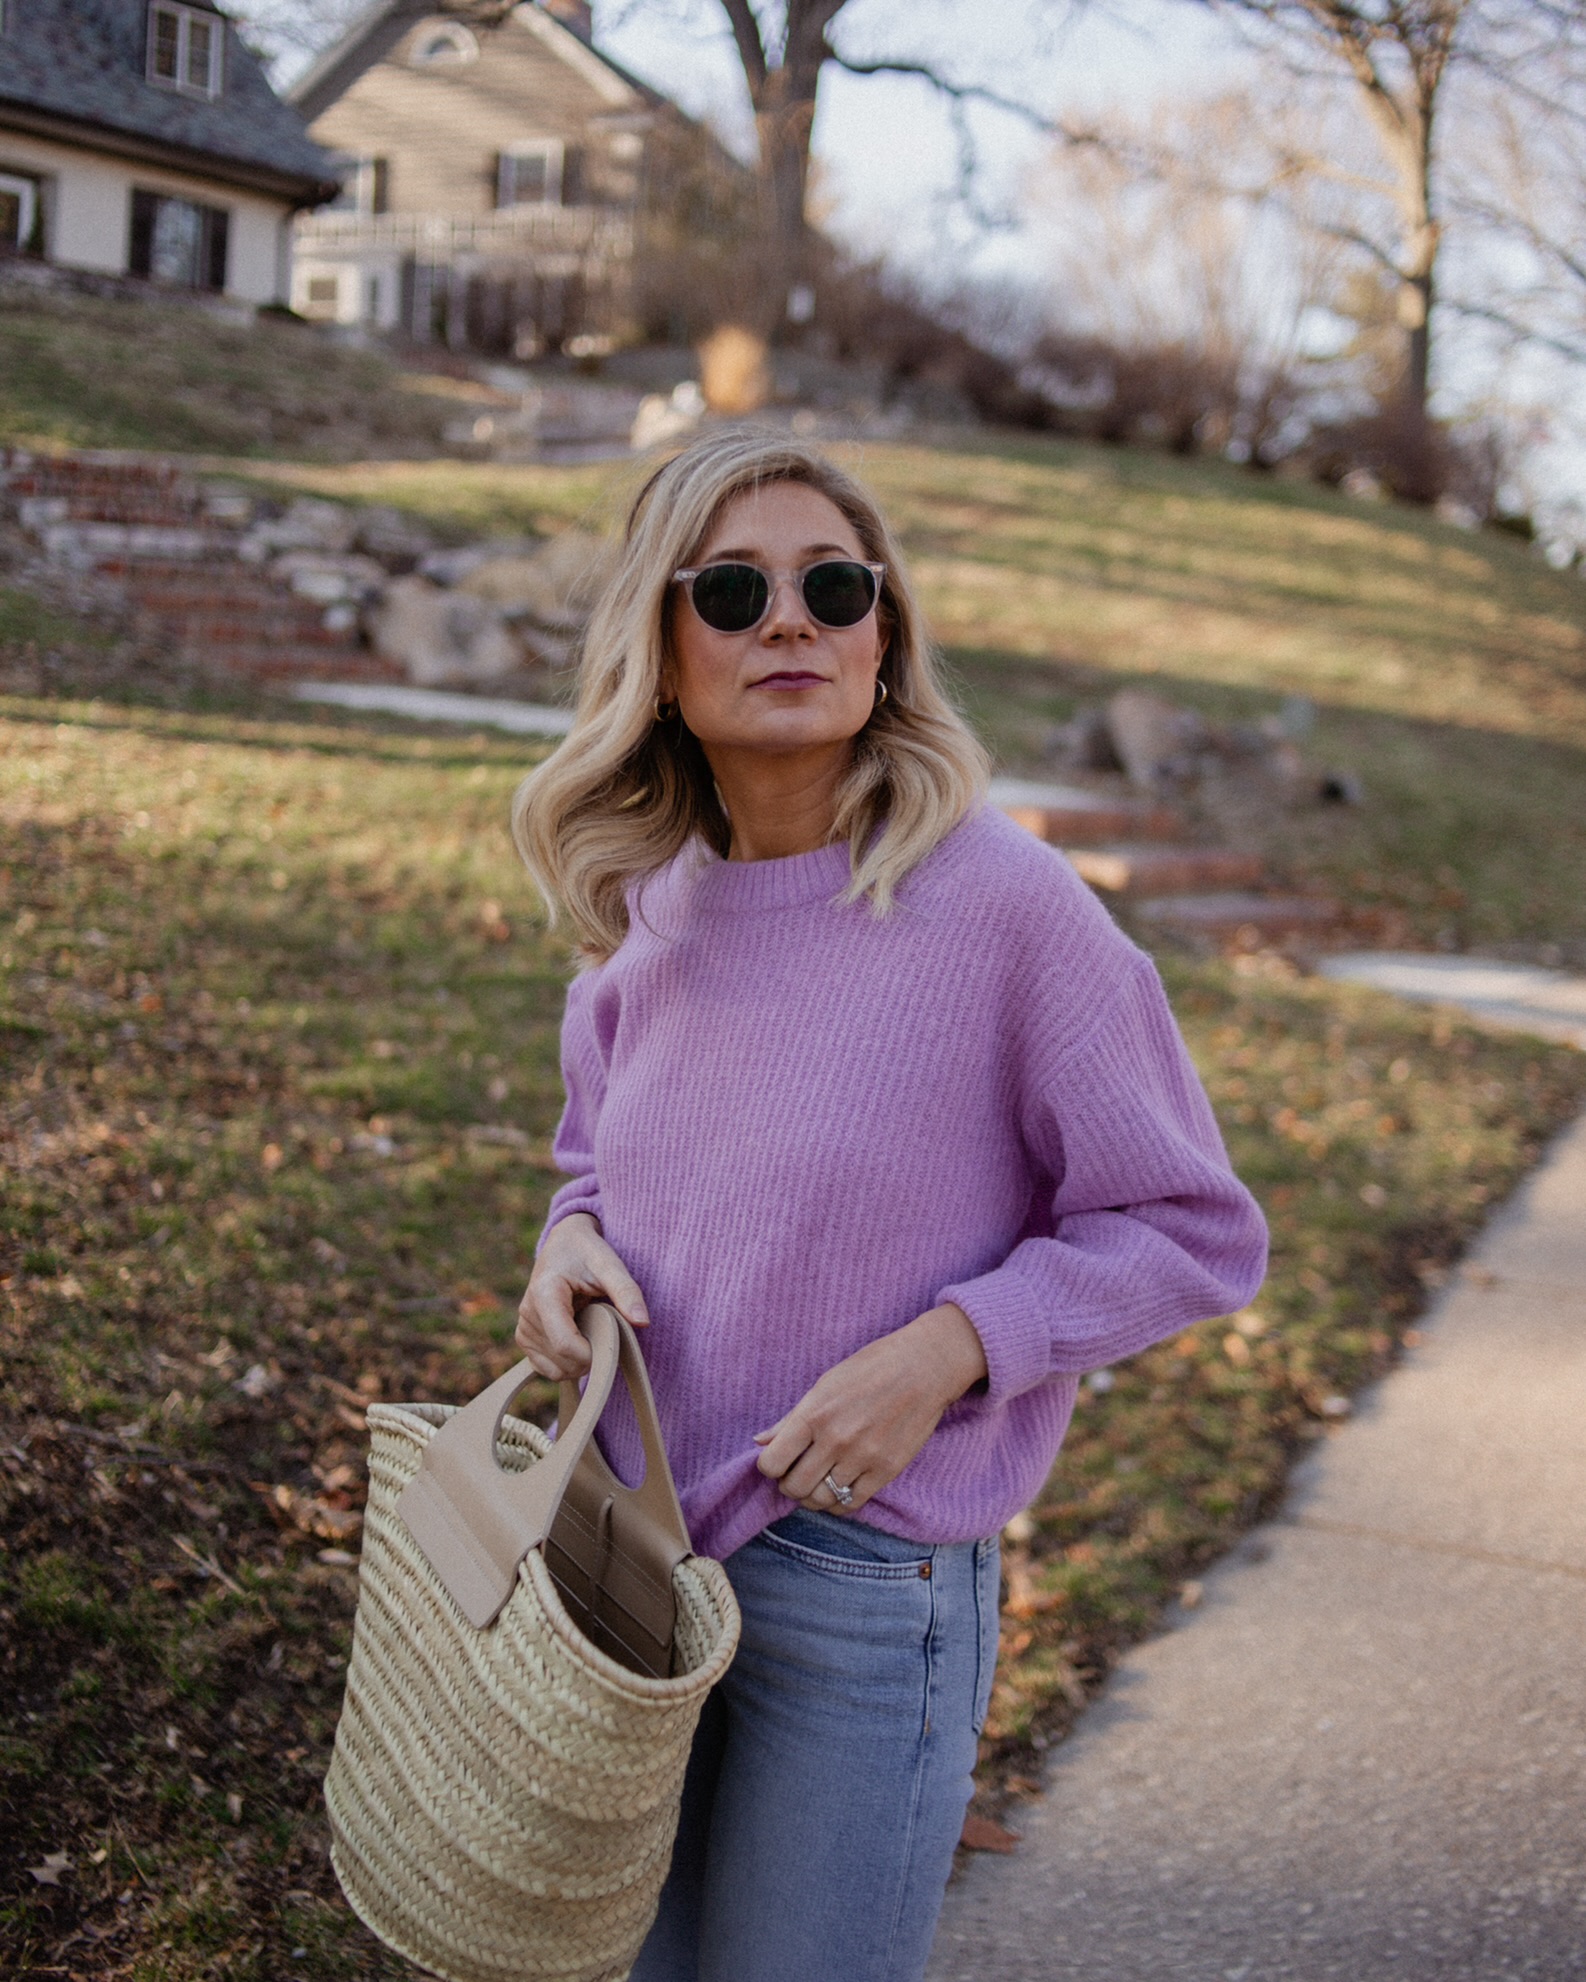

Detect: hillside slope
3,288,1584,952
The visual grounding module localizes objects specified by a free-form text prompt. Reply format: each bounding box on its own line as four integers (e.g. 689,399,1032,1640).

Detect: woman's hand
753,1304,988,1515
516,1213,650,1381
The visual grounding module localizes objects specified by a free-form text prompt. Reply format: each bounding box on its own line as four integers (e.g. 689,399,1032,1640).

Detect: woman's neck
705,744,850,863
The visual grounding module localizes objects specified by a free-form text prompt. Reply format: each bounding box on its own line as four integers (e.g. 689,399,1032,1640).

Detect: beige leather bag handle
397,1302,691,1631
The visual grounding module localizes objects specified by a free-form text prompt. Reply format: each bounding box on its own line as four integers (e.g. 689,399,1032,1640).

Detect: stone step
199,645,401,683
162,618,357,650
1066,845,1266,897
123,569,280,603
19,495,205,530
989,777,1187,846
1134,892,1343,938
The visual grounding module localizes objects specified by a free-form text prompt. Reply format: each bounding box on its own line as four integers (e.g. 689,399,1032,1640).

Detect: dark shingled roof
0,0,338,202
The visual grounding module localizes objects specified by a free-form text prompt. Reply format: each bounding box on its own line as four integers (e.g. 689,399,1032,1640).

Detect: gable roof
289,0,663,124
0,0,339,205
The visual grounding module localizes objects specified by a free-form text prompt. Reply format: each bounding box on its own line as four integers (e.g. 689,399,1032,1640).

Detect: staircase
986,777,1344,948
1,449,397,684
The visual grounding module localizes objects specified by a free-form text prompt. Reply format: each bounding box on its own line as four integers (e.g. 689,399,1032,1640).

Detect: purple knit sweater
540,803,1267,1563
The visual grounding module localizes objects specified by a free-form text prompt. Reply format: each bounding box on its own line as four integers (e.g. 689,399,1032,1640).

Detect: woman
512,429,1267,1982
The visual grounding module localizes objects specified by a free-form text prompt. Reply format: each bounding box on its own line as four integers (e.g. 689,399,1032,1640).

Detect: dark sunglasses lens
690,564,768,632
801,561,878,628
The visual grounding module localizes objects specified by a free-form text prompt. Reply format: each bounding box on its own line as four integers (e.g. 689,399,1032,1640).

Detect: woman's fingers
798,1473,869,1515
517,1274,593,1379
754,1416,864,1506
752,1415,809,1484
588,1248,651,1331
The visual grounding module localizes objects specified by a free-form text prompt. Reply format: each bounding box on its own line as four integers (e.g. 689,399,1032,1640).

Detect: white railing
294,206,634,263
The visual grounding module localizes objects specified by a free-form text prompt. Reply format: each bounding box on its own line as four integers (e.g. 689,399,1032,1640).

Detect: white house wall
0,131,294,303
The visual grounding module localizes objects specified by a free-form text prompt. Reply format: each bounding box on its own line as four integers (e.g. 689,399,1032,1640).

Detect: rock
352,505,435,570
366,576,522,687
1044,707,1121,772
632,380,706,452
1106,689,1209,791
418,542,534,588
1318,769,1365,805
238,496,356,561
457,529,615,632
199,485,255,525
270,550,386,606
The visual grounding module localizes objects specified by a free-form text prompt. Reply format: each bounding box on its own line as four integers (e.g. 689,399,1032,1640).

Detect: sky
589,0,1586,528
261,0,1583,528
594,0,1244,279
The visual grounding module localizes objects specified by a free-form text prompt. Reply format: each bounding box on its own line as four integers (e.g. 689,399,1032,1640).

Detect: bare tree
1025,89,1357,459
1439,6,1586,369
601,0,1089,330
1185,0,1481,424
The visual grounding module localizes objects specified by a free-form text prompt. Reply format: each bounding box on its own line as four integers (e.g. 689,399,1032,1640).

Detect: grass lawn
245,436,1586,956
2,688,1583,1978
0,290,452,460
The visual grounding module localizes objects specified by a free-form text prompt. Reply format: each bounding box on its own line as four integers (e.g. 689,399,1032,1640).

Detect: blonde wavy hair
512,428,989,961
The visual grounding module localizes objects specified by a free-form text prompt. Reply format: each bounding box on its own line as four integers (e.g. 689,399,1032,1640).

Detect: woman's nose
760,574,816,638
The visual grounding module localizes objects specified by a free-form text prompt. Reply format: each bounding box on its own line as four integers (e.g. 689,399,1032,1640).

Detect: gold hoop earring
873,678,888,708
654,698,676,724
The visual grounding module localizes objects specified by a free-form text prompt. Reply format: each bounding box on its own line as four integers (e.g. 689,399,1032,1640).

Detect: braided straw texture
325,1400,739,1982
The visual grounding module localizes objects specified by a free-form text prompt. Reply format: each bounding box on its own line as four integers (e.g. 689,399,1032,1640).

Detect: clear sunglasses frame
671,559,887,633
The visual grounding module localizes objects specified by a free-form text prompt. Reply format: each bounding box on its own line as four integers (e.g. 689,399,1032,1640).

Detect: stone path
289,680,575,735
1320,953,1586,1050
929,1105,1586,1981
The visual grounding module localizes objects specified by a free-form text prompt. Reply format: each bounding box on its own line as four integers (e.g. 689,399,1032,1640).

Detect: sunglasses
672,559,886,634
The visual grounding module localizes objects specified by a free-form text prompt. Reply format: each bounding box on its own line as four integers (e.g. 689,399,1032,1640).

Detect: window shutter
495,152,512,209
204,206,229,293
559,145,581,207
371,158,390,215
128,189,157,278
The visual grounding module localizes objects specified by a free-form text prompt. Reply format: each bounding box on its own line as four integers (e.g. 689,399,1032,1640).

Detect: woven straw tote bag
324,1302,740,1982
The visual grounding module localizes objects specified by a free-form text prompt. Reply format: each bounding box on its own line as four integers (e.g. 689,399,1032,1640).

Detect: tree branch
1440,296,1586,365
716,0,768,96
826,53,1098,141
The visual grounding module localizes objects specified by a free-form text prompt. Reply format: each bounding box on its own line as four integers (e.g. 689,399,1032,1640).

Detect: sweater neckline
689,837,854,913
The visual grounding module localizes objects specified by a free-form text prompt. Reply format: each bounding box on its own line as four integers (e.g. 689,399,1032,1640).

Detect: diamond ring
823,1473,854,1508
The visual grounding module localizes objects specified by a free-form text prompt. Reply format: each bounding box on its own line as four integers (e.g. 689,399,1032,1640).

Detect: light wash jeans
629,1507,1001,1982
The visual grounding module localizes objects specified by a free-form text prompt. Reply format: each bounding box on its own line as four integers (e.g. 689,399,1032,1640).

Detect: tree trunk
720,0,846,332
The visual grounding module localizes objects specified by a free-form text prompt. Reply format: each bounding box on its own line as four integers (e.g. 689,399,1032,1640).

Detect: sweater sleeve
536,971,608,1249
938,953,1268,1405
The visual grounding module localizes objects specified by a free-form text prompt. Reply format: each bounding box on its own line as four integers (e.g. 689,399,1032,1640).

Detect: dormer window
148,4,223,99
410,22,479,68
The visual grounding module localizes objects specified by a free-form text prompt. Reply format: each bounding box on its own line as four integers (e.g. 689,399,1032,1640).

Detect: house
288,0,675,353
0,0,338,305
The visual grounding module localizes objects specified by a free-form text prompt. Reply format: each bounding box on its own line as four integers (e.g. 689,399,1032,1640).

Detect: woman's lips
752,671,827,688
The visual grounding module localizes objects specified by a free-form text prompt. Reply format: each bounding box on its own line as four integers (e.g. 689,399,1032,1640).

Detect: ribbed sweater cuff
938,1268,1051,1407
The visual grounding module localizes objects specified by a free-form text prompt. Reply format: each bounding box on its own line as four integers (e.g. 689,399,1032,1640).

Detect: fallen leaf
960,1813,1020,1854
226,1792,244,1822
1180,1579,1205,1609
29,1851,72,1885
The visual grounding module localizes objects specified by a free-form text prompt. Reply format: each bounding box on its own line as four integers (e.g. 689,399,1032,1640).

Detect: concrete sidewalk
930,1108,1586,1982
